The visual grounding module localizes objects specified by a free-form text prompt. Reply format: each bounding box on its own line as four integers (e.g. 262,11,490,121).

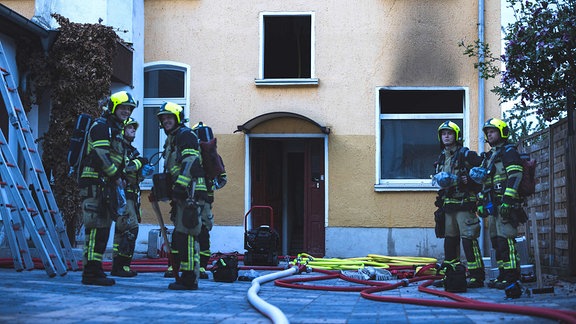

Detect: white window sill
255,78,319,86
374,180,437,192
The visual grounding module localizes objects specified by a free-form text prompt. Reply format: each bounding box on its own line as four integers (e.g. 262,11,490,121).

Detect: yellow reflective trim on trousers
180,235,195,271
503,238,518,270
468,240,484,270
85,229,103,262
200,250,211,257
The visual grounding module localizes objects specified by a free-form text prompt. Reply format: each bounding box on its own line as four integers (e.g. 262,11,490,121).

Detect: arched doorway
237,112,329,257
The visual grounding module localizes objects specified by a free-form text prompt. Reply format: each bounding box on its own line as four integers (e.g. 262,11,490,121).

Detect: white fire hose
246,266,302,324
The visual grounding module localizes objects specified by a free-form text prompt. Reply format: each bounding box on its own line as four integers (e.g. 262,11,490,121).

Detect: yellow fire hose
291,253,438,273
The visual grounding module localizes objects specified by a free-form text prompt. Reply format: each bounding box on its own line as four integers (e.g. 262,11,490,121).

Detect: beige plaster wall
143,0,501,229
0,0,35,18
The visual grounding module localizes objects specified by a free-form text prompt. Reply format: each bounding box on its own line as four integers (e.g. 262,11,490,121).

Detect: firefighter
474,118,525,289
156,102,206,290
432,121,485,289
79,91,137,286
110,118,154,277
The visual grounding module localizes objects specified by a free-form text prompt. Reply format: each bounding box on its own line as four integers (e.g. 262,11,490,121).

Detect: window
256,12,318,86
141,62,190,188
375,87,468,191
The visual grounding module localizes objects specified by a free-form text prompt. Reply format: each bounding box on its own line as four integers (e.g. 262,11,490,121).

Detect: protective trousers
113,199,139,258
81,184,113,269
198,201,214,270
171,230,200,287
488,211,520,283
490,236,520,283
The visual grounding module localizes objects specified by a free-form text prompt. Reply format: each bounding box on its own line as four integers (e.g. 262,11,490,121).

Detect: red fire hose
273,265,576,324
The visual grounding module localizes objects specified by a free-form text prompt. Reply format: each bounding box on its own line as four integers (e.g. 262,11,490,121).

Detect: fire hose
246,264,307,324
271,264,576,324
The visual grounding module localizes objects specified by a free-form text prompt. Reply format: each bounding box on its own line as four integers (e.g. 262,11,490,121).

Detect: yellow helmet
124,117,139,130
437,121,462,143
157,102,185,124
107,91,137,114
482,118,509,140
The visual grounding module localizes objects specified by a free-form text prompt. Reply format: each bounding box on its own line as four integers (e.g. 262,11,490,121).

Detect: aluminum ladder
0,40,79,274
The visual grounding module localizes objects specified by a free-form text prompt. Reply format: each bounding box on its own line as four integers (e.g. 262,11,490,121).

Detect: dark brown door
303,138,325,256
251,138,325,257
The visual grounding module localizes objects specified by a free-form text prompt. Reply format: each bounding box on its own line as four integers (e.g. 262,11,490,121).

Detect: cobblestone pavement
1,260,575,324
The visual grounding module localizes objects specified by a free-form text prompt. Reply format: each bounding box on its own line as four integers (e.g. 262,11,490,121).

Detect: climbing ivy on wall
20,14,121,244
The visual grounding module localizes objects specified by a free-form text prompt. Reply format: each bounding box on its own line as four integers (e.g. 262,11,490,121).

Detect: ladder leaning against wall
0,40,80,276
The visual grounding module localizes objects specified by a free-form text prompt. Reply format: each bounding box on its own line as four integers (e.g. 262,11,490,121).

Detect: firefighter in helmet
432,121,484,290
110,118,154,277
79,90,137,286
473,118,527,289
155,102,207,290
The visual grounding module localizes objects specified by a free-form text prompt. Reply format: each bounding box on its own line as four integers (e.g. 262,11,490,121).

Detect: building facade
1,0,502,259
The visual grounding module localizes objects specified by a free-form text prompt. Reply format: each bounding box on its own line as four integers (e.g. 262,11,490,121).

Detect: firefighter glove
500,203,512,220
141,164,154,177
172,184,188,200
476,204,489,218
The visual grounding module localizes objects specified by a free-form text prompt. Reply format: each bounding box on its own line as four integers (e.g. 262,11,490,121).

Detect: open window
256,12,318,86
375,87,468,191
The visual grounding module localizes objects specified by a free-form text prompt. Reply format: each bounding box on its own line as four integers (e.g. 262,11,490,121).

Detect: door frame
244,133,328,256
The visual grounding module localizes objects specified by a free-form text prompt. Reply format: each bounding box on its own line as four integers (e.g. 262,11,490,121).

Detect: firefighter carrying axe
148,191,180,280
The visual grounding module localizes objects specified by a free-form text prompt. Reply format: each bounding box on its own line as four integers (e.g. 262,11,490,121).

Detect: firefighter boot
199,267,209,279
467,268,485,288
495,268,520,290
111,256,138,277
199,253,210,279
168,271,198,290
164,255,181,278
487,267,504,288
82,261,115,286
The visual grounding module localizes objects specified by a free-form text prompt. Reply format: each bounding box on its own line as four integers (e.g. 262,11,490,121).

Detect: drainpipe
477,0,486,256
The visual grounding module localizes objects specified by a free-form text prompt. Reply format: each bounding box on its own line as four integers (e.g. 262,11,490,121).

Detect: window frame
140,61,190,189
374,86,469,192
255,11,318,86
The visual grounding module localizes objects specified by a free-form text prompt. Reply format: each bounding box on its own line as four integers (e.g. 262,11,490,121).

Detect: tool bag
211,252,239,282
444,262,467,293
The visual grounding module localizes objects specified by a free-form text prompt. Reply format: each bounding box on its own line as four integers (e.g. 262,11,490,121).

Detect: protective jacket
479,143,523,206
123,142,146,201
435,146,482,211
163,125,206,194
80,115,126,184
